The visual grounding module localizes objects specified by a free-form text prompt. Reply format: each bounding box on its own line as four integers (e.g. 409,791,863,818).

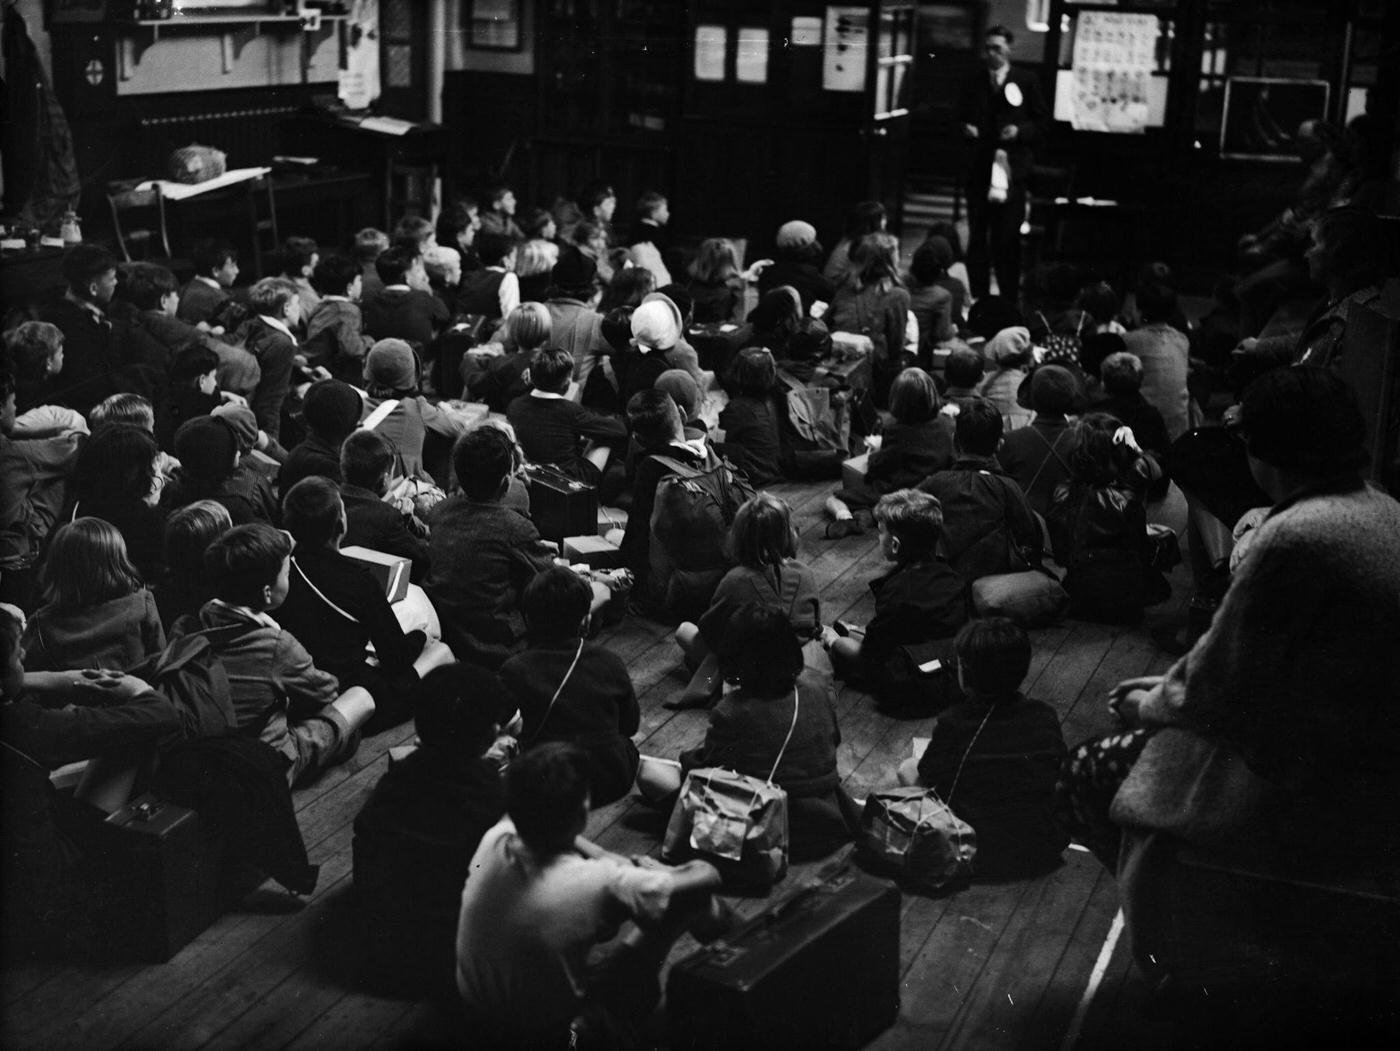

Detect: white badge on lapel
1004,81,1023,108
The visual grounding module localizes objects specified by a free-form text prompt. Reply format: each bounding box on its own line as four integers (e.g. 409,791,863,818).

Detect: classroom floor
1,477,1194,1051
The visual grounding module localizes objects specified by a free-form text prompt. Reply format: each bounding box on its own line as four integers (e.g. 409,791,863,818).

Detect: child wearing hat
976,326,1034,431
165,416,280,526
614,297,685,410
362,339,470,485
759,220,834,316
997,363,1080,517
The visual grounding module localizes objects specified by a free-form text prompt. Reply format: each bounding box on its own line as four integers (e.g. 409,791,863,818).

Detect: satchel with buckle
662,687,801,890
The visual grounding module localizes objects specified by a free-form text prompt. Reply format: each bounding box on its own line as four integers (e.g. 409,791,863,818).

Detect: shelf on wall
116,14,345,77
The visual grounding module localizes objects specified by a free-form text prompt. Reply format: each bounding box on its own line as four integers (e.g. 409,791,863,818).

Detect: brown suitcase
667,862,901,1050
94,794,224,962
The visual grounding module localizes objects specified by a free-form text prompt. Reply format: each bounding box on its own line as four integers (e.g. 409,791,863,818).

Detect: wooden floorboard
1,477,1198,1051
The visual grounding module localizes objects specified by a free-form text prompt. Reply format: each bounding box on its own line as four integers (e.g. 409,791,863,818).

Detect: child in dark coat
507,347,627,485
824,367,955,535
826,489,967,701
718,348,785,487
498,567,640,806
677,603,855,860
897,617,1067,878
352,663,508,995
276,477,437,733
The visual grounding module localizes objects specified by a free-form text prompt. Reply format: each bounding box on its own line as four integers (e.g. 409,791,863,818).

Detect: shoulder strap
946,702,996,807
291,557,360,624
651,453,704,479
1025,427,1073,493
2,738,46,773
361,398,400,432
765,686,802,785
776,370,807,394
528,640,585,743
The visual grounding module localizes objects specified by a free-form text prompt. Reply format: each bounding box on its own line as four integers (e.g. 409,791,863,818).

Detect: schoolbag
130,633,240,741
648,450,757,618
1035,310,1086,368
777,369,851,456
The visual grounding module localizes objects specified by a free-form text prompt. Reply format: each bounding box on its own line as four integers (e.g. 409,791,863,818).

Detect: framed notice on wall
823,5,869,93
468,0,523,51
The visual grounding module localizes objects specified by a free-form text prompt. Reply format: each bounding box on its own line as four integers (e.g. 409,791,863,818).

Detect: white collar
258,315,296,340
669,437,708,459
529,389,567,400
321,294,349,303
195,275,222,289
384,283,411,292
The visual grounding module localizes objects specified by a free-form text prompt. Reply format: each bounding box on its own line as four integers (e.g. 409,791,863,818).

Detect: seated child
355,227,391,302
895,616,1067,878
339,429,431,581
613,297,684,410
671,492,821,709
618,389,732,616
426,426,554,668
178,238,243,330
976,327,1034,432
166,416,279,526
275,236,321,325
193,522,375,785
465,302,552,413
918,398,1043,582
353,663,509,996
122,262,260,397
498,566,640,806
363,244,449,350
825,366,954,535
0,606,181,958
996,364,1079,518
21,517,165,672
942,345,985,403
89,391,180,491
243,277,303,441
1047,414,1166,622
7,320,65,415
455,743,725,1051
507,347,627,485
826,489,967,701
158,344,223,451
718,347,784,487
304,253,375,383
456,230,520,322
675,603,855,861
279,379,362,492
155,500,232,631
276,477,437,733
361,338,469,485
1094,350,1171,469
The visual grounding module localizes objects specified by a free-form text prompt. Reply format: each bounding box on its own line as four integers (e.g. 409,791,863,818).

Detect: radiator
137,105,301,172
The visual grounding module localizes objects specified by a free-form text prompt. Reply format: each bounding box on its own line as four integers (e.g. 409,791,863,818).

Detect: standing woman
827,232,914,407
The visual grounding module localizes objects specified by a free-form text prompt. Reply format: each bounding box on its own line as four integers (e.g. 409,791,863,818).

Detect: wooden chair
107,183,174,263
247,174,279,279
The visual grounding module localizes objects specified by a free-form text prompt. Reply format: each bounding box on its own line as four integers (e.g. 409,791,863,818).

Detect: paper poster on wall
695,25,727,82
823,5,869,93
339,0,380,110
791,16,823,47
736,28,770,84
1069,11,1156,133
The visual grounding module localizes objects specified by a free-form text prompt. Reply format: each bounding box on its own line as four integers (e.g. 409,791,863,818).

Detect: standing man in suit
957,24,1049,302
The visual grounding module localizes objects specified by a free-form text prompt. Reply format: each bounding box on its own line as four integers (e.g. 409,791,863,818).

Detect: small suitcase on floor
94,794,224,963
525,464,599,544
666,862,901,1051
